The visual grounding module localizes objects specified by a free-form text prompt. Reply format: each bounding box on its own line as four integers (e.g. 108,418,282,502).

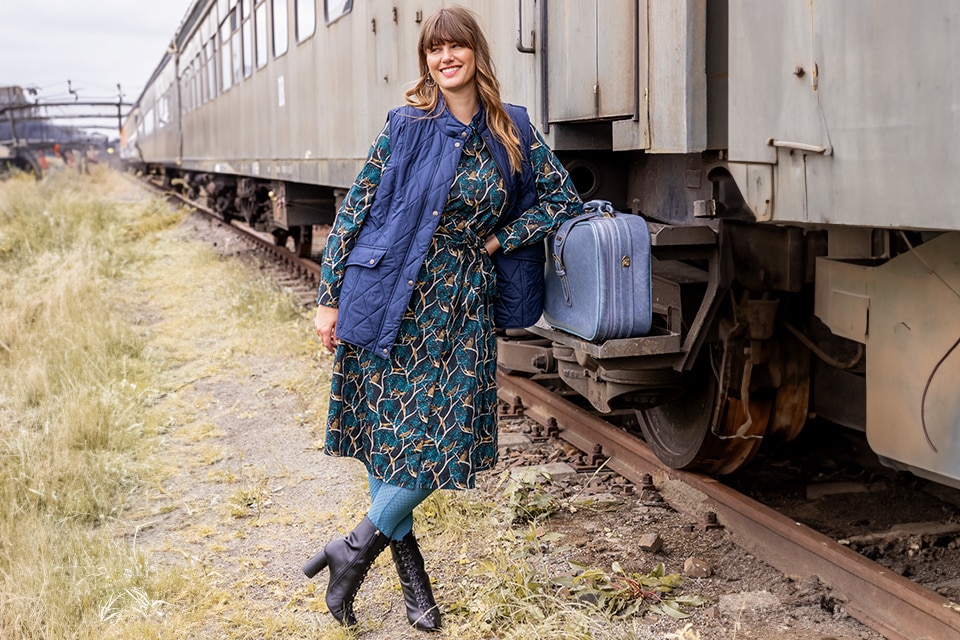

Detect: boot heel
302,551,328,578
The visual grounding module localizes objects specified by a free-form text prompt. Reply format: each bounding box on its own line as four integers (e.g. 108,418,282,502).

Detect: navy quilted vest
337,98,535,357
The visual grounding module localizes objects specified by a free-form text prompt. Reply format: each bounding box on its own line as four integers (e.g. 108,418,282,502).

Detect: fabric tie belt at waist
434,225,484,248
432,225,496,296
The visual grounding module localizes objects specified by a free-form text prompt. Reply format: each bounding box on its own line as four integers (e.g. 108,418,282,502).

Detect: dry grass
0,169,183,638
0,168,702,640
411,491,688,640
0,168,311,639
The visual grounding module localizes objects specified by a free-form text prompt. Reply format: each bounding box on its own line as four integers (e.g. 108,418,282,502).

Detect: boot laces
398,543,433,612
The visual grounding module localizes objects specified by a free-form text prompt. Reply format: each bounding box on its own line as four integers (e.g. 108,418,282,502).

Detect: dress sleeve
316,123,392,307
494,124,583,253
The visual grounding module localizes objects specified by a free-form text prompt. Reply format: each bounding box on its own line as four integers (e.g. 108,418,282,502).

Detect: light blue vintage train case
543,200,652,341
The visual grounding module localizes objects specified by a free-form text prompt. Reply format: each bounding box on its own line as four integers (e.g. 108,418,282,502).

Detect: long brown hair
404,6,523,174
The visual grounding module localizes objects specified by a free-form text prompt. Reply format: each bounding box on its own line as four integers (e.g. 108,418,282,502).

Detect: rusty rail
497,371,960,640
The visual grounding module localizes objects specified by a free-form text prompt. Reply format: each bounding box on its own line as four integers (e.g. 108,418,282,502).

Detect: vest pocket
345,244,388,268
339,244,393,350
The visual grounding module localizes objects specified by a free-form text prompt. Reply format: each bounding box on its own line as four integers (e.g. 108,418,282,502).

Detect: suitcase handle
551,200,618,306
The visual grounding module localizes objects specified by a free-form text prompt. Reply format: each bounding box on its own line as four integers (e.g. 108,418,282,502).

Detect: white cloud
0,0,189,100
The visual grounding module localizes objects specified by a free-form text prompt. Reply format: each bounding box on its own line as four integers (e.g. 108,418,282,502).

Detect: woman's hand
315,305,339,352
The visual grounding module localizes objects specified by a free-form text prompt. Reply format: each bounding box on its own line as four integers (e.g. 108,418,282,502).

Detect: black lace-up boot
302,517,390,626
390,531,441,631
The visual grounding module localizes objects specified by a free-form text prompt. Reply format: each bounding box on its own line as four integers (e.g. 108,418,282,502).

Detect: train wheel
637,348,772,475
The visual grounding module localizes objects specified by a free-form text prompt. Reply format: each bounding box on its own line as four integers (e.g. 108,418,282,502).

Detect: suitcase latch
621,256,631,268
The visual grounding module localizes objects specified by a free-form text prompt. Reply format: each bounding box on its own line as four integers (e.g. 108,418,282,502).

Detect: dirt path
122,201,884,640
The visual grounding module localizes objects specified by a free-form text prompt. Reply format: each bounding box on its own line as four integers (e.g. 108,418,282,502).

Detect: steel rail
497,371,960,640
138,176,322,282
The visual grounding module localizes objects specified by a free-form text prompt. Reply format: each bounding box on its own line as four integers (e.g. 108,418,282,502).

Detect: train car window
242,17,253,77
200,54,207,104
324,0,351,25
183,62,192,113
194,57,202,107
157,95,169,129
206,39,218,99
184,63,191,112
217,0,228,21
203,10,214,40
255,1,268,69
220,20,233,91
272,0,289,57
296,0,315,42
232,29,242,83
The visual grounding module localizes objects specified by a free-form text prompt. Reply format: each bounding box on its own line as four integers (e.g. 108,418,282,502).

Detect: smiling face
426,41,477,97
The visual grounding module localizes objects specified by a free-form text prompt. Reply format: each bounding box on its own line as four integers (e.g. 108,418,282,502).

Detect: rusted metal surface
497,371,960,640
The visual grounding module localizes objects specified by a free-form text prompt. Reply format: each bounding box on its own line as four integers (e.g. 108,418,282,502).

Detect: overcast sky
0,0,192,119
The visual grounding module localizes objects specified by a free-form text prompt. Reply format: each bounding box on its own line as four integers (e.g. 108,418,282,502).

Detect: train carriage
123,0,960,489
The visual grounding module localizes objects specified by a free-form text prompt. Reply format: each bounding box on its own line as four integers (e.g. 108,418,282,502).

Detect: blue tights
367,473,434,541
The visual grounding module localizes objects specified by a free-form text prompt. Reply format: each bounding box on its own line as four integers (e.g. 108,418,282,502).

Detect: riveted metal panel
596,0,637,119
545,0,635,123
729,0,960,231
647,0,706,153
547,0,599,122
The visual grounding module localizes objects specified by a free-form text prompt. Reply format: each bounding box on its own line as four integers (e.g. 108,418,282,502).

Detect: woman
304,5,581,631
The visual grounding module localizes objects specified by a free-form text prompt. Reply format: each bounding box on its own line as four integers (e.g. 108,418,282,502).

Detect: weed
436,467,709,639
229,473,272,519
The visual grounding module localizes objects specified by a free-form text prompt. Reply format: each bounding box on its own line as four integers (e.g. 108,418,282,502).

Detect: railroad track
143,175,960,639
141,175,322,306
497,371,960,640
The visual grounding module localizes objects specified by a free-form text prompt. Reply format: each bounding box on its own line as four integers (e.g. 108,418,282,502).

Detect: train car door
545,0,636,123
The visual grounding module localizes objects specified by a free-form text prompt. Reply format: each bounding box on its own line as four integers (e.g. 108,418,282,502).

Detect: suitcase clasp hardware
621,256,631,268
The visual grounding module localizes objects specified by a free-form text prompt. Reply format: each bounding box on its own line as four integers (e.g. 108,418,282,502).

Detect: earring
424,75,436,88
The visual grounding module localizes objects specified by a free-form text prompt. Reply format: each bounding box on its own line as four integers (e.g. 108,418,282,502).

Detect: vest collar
431,93,486,137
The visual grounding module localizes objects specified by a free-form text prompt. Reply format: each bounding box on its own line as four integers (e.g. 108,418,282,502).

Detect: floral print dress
317,111,581,490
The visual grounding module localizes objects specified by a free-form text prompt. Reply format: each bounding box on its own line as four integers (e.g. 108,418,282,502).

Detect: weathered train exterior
124,0,960,488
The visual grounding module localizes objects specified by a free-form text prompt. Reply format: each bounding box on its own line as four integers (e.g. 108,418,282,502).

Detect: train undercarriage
501,150,960,488
146,165,336,259
498,213,828,476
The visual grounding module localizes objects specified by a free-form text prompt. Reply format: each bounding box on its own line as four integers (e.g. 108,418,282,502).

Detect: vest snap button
454,142,460,148
408,280,414,286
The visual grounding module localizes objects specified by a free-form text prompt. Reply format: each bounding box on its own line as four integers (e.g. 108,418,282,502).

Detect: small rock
498,432,534,450
683,556,712,578
638,532,663,552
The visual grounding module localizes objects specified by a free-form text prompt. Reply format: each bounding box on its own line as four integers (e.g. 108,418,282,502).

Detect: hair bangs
421,9,477,52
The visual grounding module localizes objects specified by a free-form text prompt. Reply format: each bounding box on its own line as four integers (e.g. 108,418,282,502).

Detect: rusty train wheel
637,352,772,475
